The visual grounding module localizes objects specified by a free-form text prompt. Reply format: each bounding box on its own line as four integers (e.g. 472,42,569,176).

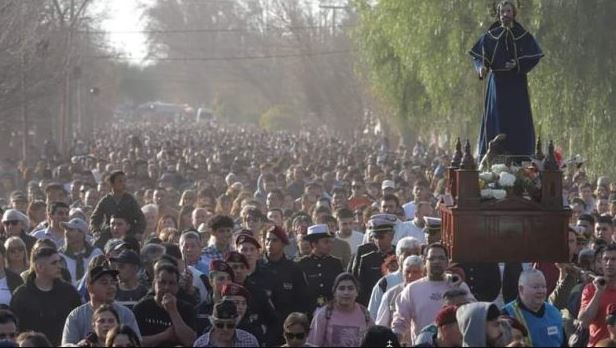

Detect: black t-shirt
132,295,196,346
10,280,81,346
116,284,148,310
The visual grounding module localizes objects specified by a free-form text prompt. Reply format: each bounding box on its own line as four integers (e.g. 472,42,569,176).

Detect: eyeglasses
214,321,236,329
284,332,306,340
2,220,19,226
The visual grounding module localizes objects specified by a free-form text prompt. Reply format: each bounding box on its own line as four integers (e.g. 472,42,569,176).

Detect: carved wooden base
440,198,571,262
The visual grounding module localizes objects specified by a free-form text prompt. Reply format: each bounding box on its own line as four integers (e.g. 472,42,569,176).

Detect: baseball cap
61,218,89,234
109,250,141,266
381,180,395,190
88,265,119,284
104,239,124,255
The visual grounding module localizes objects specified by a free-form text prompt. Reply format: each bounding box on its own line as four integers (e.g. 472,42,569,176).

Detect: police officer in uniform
296,224,344,316
349,213,397,306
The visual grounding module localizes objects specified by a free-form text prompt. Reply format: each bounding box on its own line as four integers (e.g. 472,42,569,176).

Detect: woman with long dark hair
307,273,374,347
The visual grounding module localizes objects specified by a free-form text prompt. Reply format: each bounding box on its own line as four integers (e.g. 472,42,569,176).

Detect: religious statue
470,0,544,160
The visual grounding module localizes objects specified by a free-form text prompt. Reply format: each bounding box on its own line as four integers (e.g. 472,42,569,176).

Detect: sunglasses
2,220,19,226
285,332,306,340
214,321,236,329
0,332,16,339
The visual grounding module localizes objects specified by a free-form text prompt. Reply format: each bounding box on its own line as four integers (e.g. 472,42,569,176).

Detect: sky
95,0,343,65
96,0,152,63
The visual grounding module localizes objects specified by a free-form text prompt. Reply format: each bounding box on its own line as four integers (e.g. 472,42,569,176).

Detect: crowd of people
0,119,613,347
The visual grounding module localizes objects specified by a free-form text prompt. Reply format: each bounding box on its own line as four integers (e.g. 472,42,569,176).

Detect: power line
80,24,355,35
88,49,352,61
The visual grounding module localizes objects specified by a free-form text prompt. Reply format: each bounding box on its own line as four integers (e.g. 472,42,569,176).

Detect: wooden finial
460,139,476,170
451,138,463,168
543,140,559,171
534,137,545,161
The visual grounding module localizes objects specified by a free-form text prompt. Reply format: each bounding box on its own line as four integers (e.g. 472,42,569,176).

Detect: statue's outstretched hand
479,66,488,79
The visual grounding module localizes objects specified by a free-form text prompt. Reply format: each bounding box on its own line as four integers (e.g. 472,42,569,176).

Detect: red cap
224,251,249,269
435,305,458,327
221,282,251,300
235,232,261,249
267,225,289,245
209,260,235,281
446,266,467,283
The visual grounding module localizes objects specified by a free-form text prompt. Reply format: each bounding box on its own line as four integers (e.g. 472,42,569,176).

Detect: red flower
554,147,563,166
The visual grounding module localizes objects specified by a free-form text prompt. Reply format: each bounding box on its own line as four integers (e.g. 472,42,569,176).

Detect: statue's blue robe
470,21,543,159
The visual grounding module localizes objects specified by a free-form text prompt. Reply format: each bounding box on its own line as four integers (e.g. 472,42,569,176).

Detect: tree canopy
353,0,616,177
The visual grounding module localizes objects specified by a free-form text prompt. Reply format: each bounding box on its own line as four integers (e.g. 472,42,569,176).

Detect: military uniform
296,254,343,314
349,213,398,306
261,254,309,318
297,224,345,315
354,245,396,306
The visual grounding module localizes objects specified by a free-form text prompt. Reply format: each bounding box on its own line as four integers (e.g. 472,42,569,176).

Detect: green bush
259,105,301,131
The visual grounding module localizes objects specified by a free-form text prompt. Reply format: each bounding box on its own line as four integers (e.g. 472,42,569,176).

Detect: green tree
259,105,301,131
353,0,616,178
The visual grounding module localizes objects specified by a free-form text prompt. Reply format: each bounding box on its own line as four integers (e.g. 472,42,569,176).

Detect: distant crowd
0,119,613,347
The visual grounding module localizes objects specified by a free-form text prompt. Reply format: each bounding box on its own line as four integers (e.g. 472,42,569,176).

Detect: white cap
61,218,89,234
304,224,331,241
382,180,396,190
1,209,29,229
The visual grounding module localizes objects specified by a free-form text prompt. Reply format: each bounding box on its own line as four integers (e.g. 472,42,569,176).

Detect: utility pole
319,1,348,38
20,1,29,163
55,0,91,155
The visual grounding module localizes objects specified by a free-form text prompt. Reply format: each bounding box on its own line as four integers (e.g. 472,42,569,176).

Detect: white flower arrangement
481,189,508,200
491,164,509,174
479,172,498,182
492,189,507,200
478,162,543,201
498,172,517,187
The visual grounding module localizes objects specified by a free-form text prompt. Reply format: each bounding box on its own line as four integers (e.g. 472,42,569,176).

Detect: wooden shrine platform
440,139,571,263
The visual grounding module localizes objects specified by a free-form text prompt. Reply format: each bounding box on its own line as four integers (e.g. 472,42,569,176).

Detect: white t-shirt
336,231,365,255
0,277,12,305
403,201,417,221
398,220,427,244
392,277,475,342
